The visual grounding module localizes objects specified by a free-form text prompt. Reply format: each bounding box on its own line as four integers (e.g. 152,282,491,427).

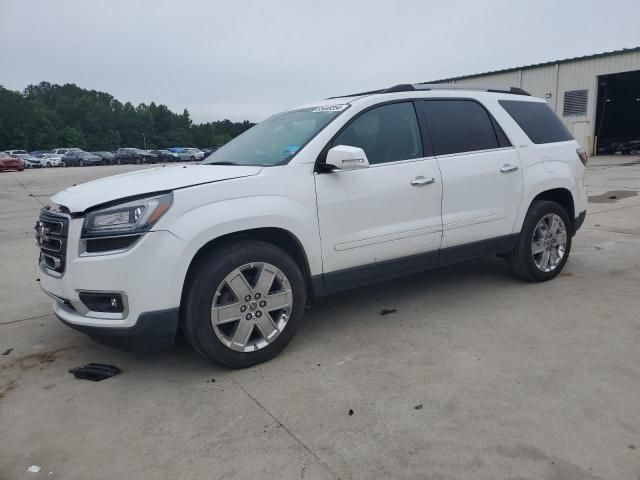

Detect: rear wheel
46,162,51,168
506,200,572,282
182,240,306,368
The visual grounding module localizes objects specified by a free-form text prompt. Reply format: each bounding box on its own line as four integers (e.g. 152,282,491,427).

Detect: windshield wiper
205,161,238,166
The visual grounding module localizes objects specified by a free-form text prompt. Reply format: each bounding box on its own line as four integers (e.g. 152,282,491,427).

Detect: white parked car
38,84,587,368
6,149,29,156
51,148,83,156
178,148,205,161
34,153,63,167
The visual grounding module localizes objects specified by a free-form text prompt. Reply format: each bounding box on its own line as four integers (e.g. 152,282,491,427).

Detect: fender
158,194,322,306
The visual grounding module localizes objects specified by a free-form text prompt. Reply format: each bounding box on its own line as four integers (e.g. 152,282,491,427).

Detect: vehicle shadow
299,255,516,338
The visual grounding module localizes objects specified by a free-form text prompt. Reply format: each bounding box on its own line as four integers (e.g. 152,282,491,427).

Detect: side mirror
326,145,370,171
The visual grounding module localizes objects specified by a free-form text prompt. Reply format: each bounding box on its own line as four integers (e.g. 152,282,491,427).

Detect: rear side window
499,100,573,144
333,102,423,164
421,100,501,155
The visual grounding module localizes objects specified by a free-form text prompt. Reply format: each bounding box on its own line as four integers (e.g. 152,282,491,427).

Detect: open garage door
595,70,640,155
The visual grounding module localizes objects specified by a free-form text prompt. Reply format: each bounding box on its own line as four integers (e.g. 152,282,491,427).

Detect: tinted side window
333,102,422,164
499,100,573,144
422,100,500,155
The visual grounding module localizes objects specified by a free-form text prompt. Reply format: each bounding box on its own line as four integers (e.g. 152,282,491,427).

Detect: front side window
333,102,423,165
422,100,500,156
203,106,347,166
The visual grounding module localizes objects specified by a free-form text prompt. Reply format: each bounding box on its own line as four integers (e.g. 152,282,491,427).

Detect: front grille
36,209,70,275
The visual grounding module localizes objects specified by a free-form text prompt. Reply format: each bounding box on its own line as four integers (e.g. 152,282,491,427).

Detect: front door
314,102,443,281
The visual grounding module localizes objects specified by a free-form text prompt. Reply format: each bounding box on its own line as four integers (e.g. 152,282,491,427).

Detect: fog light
79,292,124,313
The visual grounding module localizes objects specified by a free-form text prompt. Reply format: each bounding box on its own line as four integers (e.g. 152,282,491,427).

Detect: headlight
82,193,173,238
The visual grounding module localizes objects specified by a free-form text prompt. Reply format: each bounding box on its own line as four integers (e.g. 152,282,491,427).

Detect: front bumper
574,210,586,235
39,223,194,349
55,302,179,350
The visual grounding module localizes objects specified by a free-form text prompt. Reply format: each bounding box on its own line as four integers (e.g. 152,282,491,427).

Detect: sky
1,0,639,123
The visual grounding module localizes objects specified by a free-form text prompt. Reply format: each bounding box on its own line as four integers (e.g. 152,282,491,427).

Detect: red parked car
0,152,24,172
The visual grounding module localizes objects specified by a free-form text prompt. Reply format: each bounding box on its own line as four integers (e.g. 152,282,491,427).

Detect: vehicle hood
51,164,263,212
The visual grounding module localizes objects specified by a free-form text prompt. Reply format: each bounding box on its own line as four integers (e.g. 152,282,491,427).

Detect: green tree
0,82,255,151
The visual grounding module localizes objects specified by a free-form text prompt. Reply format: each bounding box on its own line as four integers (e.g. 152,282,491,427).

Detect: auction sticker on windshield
312,104,349,113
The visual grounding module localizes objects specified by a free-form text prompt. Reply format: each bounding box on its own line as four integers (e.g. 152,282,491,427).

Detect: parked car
34,153,63,167
51,148,83,156
92,151,115,164
38,84,587,368
5,151,39,167
114,148,157,165
61,151,102,167
178,148,205,161
0,152,24,171
149,149,179,162
22,155,45,168
201,147,219,159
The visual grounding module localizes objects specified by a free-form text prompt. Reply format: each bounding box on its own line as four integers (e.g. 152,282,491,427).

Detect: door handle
500,164,519,173
410,176,436,186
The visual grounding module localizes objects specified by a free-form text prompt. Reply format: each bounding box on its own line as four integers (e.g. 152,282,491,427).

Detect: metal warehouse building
430,47,640,156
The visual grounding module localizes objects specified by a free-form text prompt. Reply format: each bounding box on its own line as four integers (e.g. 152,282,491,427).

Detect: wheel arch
524,187,576,233
180,227,315,307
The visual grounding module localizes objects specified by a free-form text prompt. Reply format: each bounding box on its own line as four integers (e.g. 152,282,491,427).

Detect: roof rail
415,83,530,96
327,83,530,99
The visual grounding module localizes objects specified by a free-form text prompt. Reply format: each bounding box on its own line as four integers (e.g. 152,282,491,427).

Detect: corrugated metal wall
449,50,640,154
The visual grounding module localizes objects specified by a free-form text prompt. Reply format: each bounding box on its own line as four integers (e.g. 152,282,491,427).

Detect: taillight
576,148,588,166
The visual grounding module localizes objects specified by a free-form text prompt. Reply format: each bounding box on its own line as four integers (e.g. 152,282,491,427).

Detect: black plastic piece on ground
69,363,121,381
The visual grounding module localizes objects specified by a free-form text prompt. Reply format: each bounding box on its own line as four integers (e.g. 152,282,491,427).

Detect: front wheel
506,200,572,282
182,240,306,368
47,162,51,168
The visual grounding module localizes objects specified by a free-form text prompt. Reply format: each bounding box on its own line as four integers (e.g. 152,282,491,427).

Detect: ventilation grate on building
563,89,588,116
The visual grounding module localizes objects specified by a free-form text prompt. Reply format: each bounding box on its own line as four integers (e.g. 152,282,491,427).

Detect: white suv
38,84,587,368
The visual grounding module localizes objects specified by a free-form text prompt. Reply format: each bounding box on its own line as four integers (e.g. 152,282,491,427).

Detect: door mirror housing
325,145,370,171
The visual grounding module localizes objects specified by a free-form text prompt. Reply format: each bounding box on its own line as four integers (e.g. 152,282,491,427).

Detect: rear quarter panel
486,96,586,231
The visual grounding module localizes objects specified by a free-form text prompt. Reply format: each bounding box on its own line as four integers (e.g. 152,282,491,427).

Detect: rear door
420,99,523,249
315,101,443,279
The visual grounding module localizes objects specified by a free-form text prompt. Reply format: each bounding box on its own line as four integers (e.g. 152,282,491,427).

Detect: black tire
182,240,306,368
136,157,141,164
47,162,51,168
79,160,84,167
506,200,572,282
190,156,195,161
61,161,66,167
116,158,122,165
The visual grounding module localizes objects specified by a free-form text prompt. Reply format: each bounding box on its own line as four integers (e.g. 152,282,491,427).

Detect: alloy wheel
211,262,293,352
531,213,567,272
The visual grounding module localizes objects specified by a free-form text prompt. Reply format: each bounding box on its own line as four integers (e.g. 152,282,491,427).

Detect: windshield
203,105,348,166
